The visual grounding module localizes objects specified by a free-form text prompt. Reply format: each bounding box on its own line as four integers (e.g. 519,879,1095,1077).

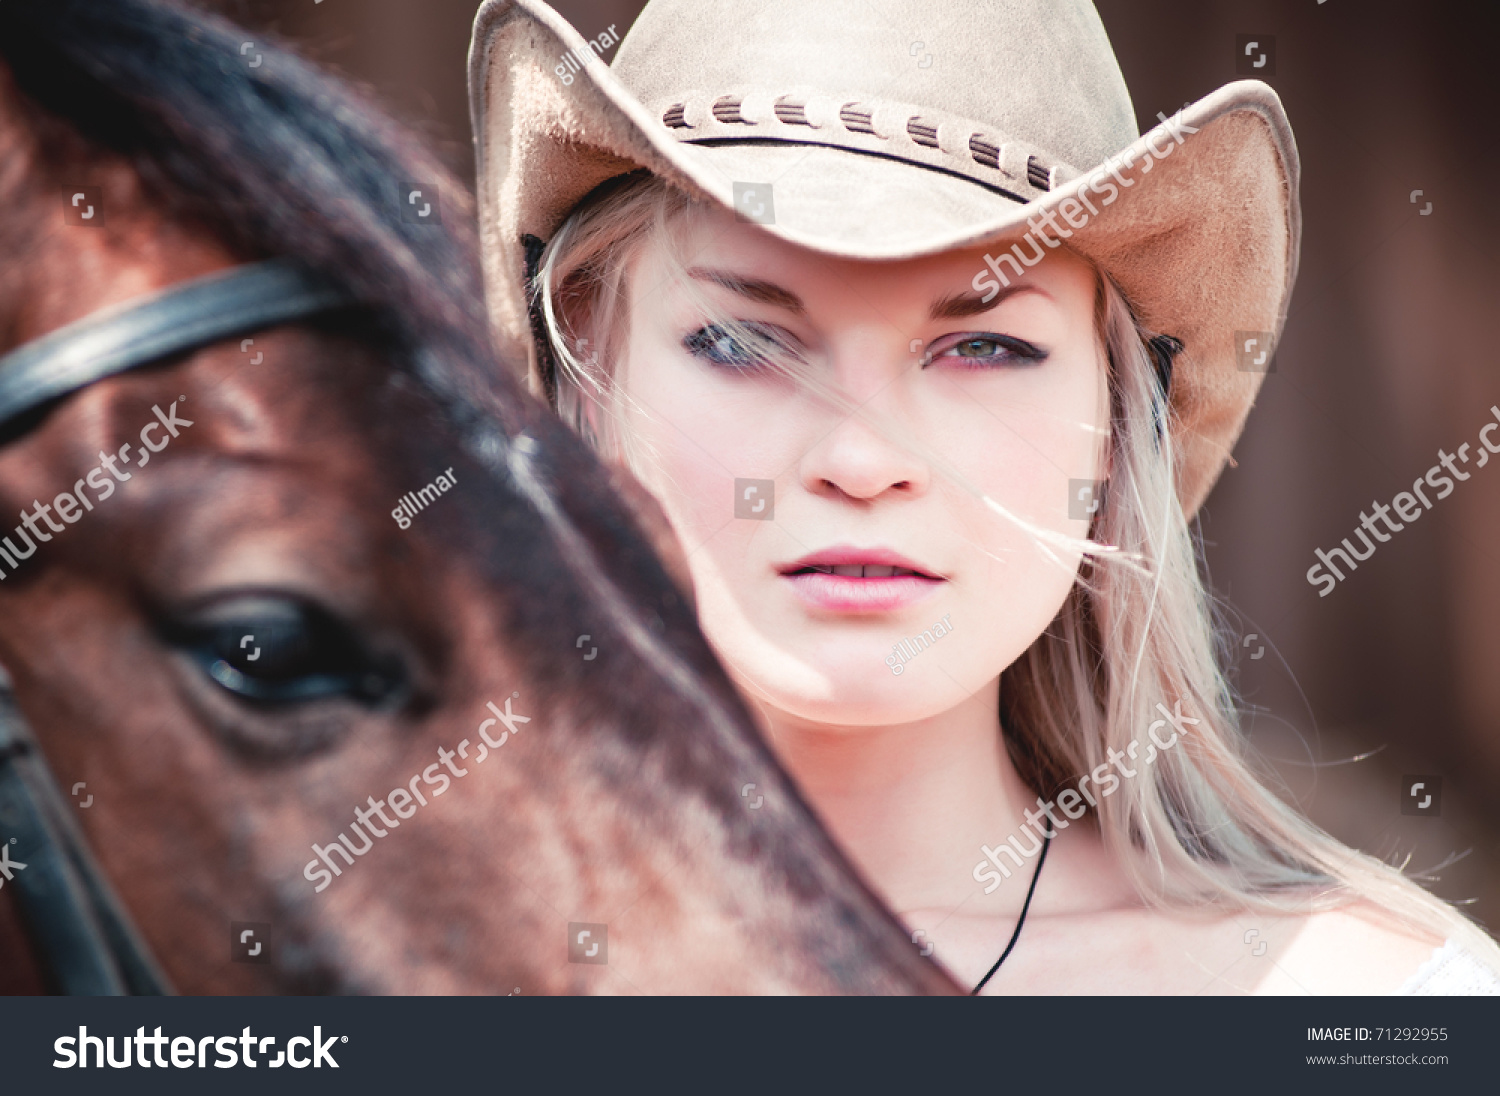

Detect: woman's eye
928,333,1048,368
164,596,404,706
683,323,795,371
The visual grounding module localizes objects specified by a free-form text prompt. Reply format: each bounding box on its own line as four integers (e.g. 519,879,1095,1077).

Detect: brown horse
0,0,956,995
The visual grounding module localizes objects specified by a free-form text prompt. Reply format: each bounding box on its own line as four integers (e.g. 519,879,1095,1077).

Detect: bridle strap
0,260,358,993
0,682,171,994
0,258,356,430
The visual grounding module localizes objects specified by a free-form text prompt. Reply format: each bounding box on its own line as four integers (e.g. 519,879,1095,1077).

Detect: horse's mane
0,0,491,391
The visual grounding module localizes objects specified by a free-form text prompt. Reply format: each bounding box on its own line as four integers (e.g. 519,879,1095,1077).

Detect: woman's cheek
626,386,746,545
954,420,1094,646
632,418,726,543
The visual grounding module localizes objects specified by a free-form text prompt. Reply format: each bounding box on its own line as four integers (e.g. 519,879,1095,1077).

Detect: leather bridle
0,260,356,994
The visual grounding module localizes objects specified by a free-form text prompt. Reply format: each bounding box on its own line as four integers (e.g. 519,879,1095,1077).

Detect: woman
468,0,1500,992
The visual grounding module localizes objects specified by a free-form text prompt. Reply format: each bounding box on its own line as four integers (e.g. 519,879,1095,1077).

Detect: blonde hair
533,171,1500,959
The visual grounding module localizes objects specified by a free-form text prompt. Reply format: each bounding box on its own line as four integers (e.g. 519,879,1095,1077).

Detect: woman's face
613,204,1108,726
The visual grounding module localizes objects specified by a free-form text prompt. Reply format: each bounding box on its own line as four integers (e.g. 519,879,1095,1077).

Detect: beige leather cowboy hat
468,0,1300,515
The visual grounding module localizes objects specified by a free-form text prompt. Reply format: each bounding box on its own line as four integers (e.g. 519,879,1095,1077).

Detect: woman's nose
796,394,931,504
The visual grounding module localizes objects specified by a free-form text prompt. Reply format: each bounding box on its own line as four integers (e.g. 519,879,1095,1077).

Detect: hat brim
468,0,1301,516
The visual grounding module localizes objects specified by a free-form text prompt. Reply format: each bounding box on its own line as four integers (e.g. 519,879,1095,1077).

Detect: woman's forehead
645,212,1096,316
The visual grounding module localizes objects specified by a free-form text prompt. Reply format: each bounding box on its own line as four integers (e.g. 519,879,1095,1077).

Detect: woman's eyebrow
686,267,1045,320
687,267,805,314
929,283,1042,319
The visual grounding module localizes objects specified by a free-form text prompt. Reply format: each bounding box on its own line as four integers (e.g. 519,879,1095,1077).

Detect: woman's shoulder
944,882,1499,994
1257,903,1489,996
1391,936,1500,996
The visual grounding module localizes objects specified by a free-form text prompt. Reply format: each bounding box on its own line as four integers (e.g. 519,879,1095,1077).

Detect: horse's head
0,0,955,995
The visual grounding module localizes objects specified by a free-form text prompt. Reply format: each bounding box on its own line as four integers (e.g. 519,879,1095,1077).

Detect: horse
0,0,956,995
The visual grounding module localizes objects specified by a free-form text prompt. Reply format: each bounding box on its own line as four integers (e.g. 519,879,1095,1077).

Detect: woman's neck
751,679,1039,916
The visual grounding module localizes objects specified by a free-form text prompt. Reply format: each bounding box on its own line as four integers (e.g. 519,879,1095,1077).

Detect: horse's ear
605,462,698,614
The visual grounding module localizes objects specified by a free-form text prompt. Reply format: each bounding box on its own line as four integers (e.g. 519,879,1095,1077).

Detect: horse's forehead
0,146,240,358
174,327,388,454
0,324,438,623
0,327,394,514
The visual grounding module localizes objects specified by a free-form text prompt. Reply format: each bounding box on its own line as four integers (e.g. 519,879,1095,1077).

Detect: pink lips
777,545,945,613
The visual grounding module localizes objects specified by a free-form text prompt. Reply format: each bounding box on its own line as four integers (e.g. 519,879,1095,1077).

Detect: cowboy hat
467,0,1300,515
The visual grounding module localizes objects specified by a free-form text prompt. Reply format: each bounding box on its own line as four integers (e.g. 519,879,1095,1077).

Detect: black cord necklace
970,824,1054,994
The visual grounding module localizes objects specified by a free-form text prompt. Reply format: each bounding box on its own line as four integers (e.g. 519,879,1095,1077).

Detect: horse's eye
165,596,403,705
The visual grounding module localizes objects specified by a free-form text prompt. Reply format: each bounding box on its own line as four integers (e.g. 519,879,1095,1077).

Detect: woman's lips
780,560,942,611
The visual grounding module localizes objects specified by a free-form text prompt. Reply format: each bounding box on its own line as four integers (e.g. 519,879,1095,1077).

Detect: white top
1396,938,1500,995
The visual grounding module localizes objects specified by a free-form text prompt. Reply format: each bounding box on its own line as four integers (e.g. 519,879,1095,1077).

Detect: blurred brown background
216,0,1500,930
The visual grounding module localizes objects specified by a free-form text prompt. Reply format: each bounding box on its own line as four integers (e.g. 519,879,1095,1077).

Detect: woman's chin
725,654,982,728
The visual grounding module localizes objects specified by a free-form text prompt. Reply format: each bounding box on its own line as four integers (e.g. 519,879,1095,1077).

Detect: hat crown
612,0,1139,173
